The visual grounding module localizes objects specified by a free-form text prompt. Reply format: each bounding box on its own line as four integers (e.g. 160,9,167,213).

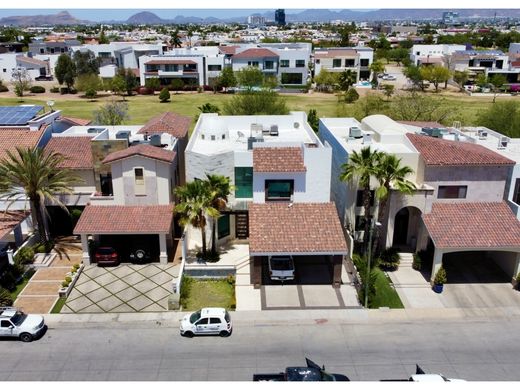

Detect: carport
73,204,174,265
423,202,520,285
248,202,348,288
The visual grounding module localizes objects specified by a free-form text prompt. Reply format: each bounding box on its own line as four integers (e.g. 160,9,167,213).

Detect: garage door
99,235,160,263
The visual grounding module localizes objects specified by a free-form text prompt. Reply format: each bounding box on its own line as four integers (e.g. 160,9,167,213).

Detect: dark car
95,247,119,266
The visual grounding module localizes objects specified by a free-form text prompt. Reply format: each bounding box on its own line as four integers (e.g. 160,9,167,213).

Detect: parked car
129,248,151,264
268,255,295,281
95,247,119,266
253,358,349,381
382,75,396,81
180,307,232,337
381,364,466,382
0,307,46,342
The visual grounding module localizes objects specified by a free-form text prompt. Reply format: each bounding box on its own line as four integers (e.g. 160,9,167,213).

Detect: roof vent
270,125,279,136
477,129,488,139
498,136,509,149
362,133,372,145
115,130,131,140
293,122,300,129
349,126,362,138
150,134,162,146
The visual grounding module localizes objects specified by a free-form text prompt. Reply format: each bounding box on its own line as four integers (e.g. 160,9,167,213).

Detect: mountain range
2,9,520,26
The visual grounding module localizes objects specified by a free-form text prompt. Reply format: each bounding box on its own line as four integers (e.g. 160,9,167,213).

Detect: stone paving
61,263,180,313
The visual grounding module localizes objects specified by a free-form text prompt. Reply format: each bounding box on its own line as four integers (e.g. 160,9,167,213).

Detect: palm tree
370,60,385,88
206,174,233,255
170,29,182,48
339,69,357,92
0,147,82,244
340,146,383,254
373,153,416,253
174,180,219,257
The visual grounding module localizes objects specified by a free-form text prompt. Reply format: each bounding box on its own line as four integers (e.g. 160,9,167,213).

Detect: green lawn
50,297,67,313
372,267,404,309
180,277,235,311
10,269,35,302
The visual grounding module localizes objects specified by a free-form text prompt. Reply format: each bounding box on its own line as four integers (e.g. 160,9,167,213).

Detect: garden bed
180,276,235,311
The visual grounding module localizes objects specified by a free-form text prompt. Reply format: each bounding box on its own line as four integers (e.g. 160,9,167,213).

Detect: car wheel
219,330,230,337
135,249,146,260
20,333,33,342
183,331,194,338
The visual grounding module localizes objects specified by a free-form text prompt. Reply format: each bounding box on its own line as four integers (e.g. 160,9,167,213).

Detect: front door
393,208,409,246
235,212,249,239
0,320,14,336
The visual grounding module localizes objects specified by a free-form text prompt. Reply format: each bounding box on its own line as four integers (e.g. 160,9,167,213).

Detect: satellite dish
47,100,55,112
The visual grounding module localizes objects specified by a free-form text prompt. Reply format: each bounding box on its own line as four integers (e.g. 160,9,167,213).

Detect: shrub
50,86,60,93
412,253,422,271
352,253,377,307
433,266,447,285
70,208,83,229
145,78,161,91
378,248,400,271
137,86,154,95
204,251,220,263
179,275,194,303
169,79,184,91
72,263,80,271
61,280,70,288
85,88,97,99
226,274,235,286
0,264,24,291
230,295,236,310
65,276,72,284
30,85,45,93
14,246,35,265
344,88,360,103
0,84,8,92
159,87,170,103
60,87,69,94
0,287,13,306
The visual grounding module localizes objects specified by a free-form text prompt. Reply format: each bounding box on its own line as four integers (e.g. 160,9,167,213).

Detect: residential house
313,47,374,82
0,54,51,82
410,44,466,66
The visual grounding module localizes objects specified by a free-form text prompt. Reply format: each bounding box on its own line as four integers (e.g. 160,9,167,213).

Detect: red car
94,247,120,266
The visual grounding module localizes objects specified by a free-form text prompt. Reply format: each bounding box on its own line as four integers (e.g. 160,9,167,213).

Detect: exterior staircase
399,252,414,267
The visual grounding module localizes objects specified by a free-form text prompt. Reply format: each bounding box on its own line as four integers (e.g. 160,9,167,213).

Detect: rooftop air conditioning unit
498,136,509,149
270,125,279,136
349,126,362,138
149,134,162,146
362,133,372,145
477,129,488,139
115,130,131,140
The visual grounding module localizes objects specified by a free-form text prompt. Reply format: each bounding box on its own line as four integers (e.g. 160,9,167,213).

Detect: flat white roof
456,127,520,163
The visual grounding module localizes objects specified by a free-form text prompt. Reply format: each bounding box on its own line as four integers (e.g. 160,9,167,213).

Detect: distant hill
0,11,90,26
126,11,165,24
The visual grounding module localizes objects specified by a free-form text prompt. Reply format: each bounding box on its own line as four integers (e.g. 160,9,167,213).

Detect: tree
489,74,507,103
93,100,129,125
476,73,489,88
236,66,264,90
159,87,171,102
11,68,31,100
344,88,360,103
0,147,81,244
223,90,289,115
388,47,409,66
85,88,97,101
339,23,356,46
110,75,126,100
382,84,394,100
170,29,182,48
145,77,160,92
206,174,233,255
403,64,425,91
118,68,139,96
307,109,319,132
198,103,220,114
98,30,109,44
73,50,99,76
217,67,236,92
391,92,453,123
370,60,385,88
453,70,469,92
477,101,520,138
340,146,383,254
421,66,451,92
174,180,219,257
74,73,103,93
338,70,357,92
355,93,386,117
314,68,337,92
55,54,76,91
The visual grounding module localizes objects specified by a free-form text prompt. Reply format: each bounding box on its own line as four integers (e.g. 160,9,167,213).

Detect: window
134,168,146,196
281,72,302,84
438,185,467,199
355,215,373,231
195,318,208,326
332,59,342,68
209,318,221,324
265,180,294,201
280,59,290,67
39,48,44,54
2,69,5,73
356,190,375,207
218,214,230,239
1,320,12,328
513,179,520,205
295,59,305,68
360,59,369,66
165,64,178,72
208,64,222,71
345,59,355,67
100,173,113,196
496,60,504,69
235,167,253,198
316,59,320,64
50,48,55,54
248,61,259,67
264,60,274,70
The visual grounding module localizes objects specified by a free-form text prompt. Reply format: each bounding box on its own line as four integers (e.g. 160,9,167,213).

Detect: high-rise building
442,11,459,25
247,15,266,26
275,9,286,26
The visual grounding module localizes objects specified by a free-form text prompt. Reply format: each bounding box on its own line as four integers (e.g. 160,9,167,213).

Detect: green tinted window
235,167,253,198
218,214,230,239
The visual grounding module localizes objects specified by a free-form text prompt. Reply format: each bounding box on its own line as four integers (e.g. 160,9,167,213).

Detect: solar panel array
0,106,44,126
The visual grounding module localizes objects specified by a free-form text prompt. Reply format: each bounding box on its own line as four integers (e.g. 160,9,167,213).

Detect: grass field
0,91,505,127
371,268,404,309
180,277,235,311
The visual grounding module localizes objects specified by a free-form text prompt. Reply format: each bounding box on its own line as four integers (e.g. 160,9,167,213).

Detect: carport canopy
422,202,520,281
0,210,29,246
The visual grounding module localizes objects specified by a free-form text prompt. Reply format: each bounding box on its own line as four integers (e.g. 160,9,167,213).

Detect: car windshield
10,312,27,326
189,310,201,324
321,371,335,381
97,248,114,255
271,258,293,270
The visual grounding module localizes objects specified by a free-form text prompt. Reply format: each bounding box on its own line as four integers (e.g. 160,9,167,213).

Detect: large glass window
218,214,230,239
235,167,253,198
345,59,355,67
264,60,274,70
100,173,113,196
360,59,369,66
208,64,222,71
134,168,145,195
438,185,467,199
513,179,520,205
295,59,305,68
265,180,294,201
332,59,342,68
248,61,259,67
280,59,290,67
281,73,303,84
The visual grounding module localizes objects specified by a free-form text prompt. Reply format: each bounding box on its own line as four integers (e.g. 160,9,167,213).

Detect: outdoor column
81,234,91,265
512,252,520,283
332,255,343,288
13,225,23,247
159,234,168,264
430,248,444,284
250,256,262,288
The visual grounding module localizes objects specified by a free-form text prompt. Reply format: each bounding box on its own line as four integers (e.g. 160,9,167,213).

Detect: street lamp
365,219,382,308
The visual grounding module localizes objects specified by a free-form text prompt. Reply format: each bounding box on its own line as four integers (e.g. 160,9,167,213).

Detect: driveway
61,263,180,313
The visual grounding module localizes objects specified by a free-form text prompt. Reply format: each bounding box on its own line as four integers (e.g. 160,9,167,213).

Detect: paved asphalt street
2,311,520,381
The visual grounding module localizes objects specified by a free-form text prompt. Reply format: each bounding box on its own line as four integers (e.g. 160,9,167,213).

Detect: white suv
268,256,295,281
180,307,232,337
0,307,46,342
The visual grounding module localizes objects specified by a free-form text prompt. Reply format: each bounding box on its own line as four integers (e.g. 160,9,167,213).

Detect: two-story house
313,47,373,82
186,112,348,288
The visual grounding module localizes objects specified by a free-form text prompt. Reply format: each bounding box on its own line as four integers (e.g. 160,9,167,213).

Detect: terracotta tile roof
0,211,30,239
511,60,520,68
145,59,197,65
422,202,520,249
233,48,279,59
397,121,444,128
219,45,238,55
102,144,176,165
44,137,94,169
60,116,92,126
73,205,174,234
406,133,514,166
418,56,444,64
314,49,357,58
249,202,348,255
16,56,48,66
253,147,306,173
138,112,191,139
0,129,43,161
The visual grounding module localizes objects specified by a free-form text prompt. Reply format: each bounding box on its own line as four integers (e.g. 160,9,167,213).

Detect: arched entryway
392,206,422,251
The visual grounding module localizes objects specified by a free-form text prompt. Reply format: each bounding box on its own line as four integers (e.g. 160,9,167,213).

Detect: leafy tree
338,70,357,92
489,74,507,103
118,68,139,96
85,88,97,101
93,100,129,125
206,174,233,255
391,92,453,123
110,75,127,100
314,68,337,92
223,90,289,115
477,101,520,138
170,29,182,48
476,73,489,88
73,50,99,76
382,84,394,100
236,66,264,90
159,87,171,102
198,102,220,114
388,47,409,66
0,147,81,244
75,73,103,92
11,68,31,100
421,66,451,92
370,60,385,88
98,30,109,44
344,88,360,103
403,64,425,91
55,54,76,91
355,93,386,117
145,77,160,91
453,70,469,92
339,22,356,46
217,67,236,92
307,109,319,132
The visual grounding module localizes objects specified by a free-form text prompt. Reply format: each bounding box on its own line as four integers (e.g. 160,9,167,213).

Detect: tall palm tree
340,146,382,254
0,147,82,244
373,153,416,253
339,69,357,92
170,29,182,48
174,180,219,257
206,174,233,255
